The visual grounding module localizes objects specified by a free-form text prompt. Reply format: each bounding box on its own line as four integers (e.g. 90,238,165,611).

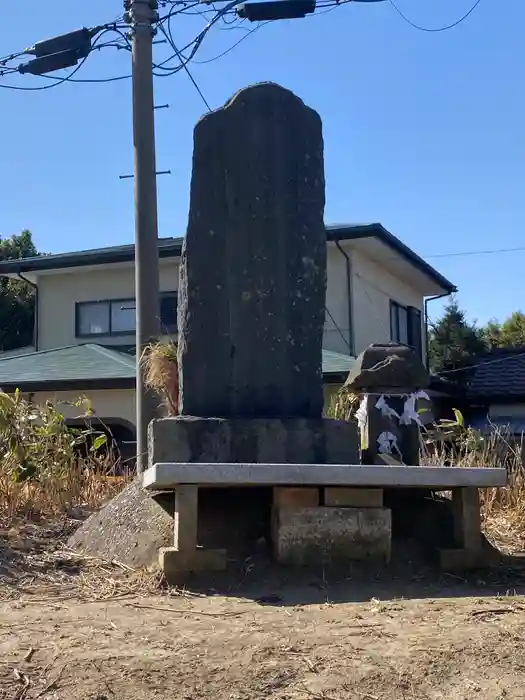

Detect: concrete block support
174,486,198,550
324,487,383,507
439,487,486,571
452,487,482,552
274,487,319,508
273,506,391,566
159,485,227,582
160,547,227,582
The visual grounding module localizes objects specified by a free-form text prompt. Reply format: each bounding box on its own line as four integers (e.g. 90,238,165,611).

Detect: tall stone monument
149,83,359,469
68,84,361,573
178,82,326,419
148,83,362,577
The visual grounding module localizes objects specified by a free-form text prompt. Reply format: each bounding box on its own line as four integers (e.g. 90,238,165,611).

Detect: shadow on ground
178,544,525,606
174,487,525,605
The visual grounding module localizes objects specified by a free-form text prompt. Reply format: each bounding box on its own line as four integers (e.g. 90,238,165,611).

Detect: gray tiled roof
321,349,355,376
0,344,136,385
468,348,525,399
0,343,354,388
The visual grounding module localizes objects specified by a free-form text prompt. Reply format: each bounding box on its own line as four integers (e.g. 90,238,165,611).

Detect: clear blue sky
1,0,523,325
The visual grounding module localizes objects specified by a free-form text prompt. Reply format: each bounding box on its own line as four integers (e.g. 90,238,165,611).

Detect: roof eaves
0,223,456,294
0,378,135,393
327,223,457,294
0,237,184,275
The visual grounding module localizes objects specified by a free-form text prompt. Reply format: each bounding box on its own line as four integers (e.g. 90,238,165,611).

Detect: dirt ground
2,523,525,700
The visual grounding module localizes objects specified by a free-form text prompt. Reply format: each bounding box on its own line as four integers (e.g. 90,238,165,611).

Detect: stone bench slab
143,463,506,491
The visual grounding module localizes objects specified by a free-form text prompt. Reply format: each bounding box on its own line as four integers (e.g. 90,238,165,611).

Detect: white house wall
27,388,137,427
37,261,179,350
324,245,351,354
28,387,343,429
350,247,426,359
36,244,428,360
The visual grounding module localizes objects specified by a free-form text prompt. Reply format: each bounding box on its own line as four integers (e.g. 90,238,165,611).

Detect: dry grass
141,340,179,416
424,429,525,554
0,466,125,523
0,517,166,602
328,387,525,554
328,386,360,422
0,390,128,523
0,392,154,601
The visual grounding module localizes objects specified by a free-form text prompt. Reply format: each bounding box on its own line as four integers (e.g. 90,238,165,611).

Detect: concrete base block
324,487,383,508
159,547,227,582
149,416,359,467
274,487,319,508
273,506,391,566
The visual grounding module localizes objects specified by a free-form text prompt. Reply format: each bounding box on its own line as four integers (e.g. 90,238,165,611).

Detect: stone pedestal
149,416,360,466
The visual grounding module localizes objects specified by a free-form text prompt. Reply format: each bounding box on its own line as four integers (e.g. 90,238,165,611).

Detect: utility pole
125,0,161,473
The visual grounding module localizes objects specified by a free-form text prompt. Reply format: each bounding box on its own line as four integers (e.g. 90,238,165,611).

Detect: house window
76,292,178,337
390,301,409,345
390,300,422,357
76,301,111,336
110,300,136,334
160,292,178,333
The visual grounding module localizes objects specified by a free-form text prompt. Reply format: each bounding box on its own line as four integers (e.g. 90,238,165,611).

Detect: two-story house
0,223,455,449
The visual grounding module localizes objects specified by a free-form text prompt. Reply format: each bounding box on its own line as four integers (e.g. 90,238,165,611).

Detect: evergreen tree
428,298,487,374
0,230,39,351
484,311,525,348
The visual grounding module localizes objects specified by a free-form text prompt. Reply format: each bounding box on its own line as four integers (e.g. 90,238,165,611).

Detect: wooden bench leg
159,486,226,582
440,487,486,570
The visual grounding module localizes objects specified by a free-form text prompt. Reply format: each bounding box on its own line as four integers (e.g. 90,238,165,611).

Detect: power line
192,21,268,64
0,51,91,90
424,245,525,260
437,350,525,376
370,244,525,266
0,26,132,89
0,0,355,90
154,0,240,74
387,0,484,33
325,305,352,353
157,21,212,110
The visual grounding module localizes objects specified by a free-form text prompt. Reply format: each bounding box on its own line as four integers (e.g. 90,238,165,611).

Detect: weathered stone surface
362,393,422,466
149,416,360,466
178,82,326,419
68,481,270,568
68,479,173,569
344,343,430,392
273,506,391,566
